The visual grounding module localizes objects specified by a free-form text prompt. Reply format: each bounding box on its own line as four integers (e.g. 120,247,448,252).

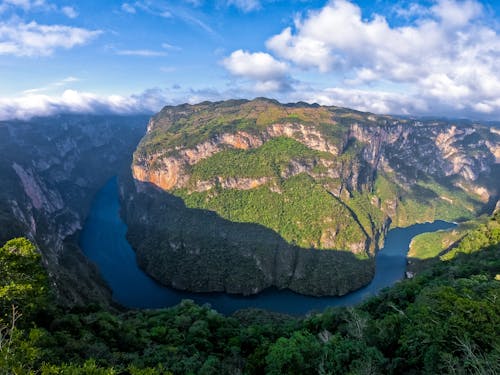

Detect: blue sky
0,0,499,119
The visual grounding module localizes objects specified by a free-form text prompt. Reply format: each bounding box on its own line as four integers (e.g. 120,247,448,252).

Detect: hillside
1,211,498,374
408,204,500,273
126,98,500,296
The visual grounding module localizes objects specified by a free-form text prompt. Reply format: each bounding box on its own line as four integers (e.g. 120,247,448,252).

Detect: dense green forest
1,212,499,374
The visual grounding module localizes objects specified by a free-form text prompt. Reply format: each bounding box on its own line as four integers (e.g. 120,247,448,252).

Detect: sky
0,0,499,120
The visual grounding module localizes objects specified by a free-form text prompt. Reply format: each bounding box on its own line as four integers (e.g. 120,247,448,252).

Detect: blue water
79,178,456,315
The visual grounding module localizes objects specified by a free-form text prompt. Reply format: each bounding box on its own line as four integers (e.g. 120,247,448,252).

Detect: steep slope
0,115,147,305
125,98,499,296
408,200,500,273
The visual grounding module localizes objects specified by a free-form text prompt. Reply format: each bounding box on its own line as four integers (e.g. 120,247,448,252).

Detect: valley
0,103,498,374
80,177,456,314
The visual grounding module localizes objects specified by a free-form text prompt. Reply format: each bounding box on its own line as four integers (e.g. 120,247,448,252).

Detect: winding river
80,178,456,315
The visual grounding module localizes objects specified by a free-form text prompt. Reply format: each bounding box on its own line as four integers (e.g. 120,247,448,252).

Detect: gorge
80,177,456,315
0,100,499,306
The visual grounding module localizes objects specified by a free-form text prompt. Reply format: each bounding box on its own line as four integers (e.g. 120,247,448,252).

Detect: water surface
80,178,456,315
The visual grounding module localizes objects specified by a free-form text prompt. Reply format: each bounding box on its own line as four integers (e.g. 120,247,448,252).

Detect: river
79,178,456,315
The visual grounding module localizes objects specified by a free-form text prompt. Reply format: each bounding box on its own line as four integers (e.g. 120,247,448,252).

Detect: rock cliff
125,99,499,296
0,115,147,306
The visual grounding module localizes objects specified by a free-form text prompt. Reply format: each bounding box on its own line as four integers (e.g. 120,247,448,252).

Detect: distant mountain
0,115,147,305
125,98,500,296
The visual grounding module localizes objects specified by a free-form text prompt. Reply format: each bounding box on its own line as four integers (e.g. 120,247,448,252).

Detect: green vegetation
408,218,482,260
442,210,500,260
409,213,500,261
375,173,479,228
409,230,461,259
0,238,48,324
177,173,366,251
346,192,385,245
136,99,340,158
134,99,492,263
189,137,329,181
1,226,499,374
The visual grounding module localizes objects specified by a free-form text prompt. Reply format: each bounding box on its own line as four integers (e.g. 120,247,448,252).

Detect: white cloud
262,0,500,118
0,87,240,120
292,86,429,116
161,42,181,50
393,2,429,19
431,0,482,27
223,50,287,81
116,49,167,57
0,86,260,120
61,5,78,18
22,76,81,94
0,20,101,56
121,2,136,14
0,0,48,12
0,89,163,120
0,1,78,17
227,0,261,12
222,49,291,92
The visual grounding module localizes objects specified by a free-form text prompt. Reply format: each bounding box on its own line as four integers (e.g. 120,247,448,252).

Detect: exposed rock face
12,163,64,212
133,123,340,191
0,115,147,306
124,99,500,297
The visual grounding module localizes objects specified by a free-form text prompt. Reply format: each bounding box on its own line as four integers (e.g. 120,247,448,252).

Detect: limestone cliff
125,98,499,296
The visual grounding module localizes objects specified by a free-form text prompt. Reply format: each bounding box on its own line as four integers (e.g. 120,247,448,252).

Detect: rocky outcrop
194,176,270,192
350,121,499,202
12,163,64,213
133,123,340,191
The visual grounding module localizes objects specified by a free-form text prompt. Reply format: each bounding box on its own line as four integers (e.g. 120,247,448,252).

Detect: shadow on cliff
120,177,374,297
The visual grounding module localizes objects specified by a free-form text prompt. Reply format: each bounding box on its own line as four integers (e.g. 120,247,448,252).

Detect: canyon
1,100,499,301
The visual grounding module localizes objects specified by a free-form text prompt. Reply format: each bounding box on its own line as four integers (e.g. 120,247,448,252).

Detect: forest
1,212,499,374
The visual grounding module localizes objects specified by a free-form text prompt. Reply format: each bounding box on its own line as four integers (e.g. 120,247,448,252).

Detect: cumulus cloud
0,87,238,120
222,49,291,92
0,89,162,120
0,20,101,56
262,0,500,117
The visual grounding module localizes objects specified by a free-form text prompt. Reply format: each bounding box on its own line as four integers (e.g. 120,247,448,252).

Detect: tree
265,330,322,375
